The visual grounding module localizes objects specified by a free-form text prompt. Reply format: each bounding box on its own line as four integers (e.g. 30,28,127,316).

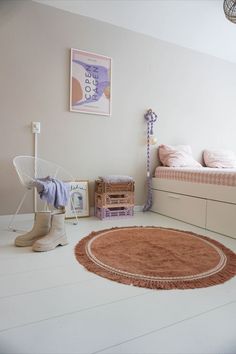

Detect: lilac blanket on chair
32,177,69,208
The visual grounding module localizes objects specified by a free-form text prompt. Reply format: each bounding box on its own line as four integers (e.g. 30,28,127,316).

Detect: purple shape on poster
72,59,110,106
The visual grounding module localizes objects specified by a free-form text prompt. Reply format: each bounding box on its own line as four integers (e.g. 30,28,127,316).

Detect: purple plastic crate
95,206,134,220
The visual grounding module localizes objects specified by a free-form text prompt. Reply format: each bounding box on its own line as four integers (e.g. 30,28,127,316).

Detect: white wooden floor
0,211,236,354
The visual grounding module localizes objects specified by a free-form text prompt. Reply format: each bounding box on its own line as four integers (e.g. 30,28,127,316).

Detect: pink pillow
159,144,202,167
203,149,236,168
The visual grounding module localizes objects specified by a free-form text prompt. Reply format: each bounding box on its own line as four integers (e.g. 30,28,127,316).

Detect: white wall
34,0,236,64
1,0,236,215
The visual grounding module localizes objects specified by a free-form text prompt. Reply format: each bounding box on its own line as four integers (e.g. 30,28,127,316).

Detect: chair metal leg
8,190,29,231
70,196,79,225
43,202,50,211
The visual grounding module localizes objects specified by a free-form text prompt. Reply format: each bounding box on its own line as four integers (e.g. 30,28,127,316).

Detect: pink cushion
159,144,202,167
203,149,236,168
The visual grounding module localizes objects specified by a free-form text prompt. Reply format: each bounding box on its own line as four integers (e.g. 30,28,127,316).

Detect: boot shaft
50,212,66,232
33,212,51,232
32,212,68,252
15,211,51,247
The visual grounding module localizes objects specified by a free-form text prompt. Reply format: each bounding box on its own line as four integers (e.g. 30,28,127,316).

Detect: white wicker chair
9,156,78,231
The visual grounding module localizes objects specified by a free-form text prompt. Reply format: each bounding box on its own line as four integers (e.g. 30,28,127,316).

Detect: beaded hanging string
143,109,158,212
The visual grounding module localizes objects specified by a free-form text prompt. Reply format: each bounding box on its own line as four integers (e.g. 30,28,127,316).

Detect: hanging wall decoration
143,108,158,212
70,49,112,116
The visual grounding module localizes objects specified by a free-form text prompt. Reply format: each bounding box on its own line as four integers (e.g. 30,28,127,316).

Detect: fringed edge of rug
74,226,236,290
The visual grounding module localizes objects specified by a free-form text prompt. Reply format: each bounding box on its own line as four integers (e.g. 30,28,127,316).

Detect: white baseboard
1,213,34,221
2,206,145,221
134,205,144,212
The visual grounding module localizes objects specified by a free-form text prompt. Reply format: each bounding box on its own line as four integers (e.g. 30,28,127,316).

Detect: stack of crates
95,179,135,220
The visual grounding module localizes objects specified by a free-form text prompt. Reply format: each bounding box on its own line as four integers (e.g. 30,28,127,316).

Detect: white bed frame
151,177,236,238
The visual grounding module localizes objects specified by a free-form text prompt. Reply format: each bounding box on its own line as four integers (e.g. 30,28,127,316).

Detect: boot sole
32,235,68,252
15,236,45,247
15,241,34,247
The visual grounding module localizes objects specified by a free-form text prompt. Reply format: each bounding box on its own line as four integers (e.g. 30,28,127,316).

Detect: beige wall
1,0,236,215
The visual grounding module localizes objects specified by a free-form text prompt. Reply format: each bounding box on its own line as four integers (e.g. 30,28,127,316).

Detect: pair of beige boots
14,211,68,252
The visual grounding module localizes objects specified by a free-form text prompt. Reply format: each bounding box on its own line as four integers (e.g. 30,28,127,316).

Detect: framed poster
65,181,89,218
70,48,112,116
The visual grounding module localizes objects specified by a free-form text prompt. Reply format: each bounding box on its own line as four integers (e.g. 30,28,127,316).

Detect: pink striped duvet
154,167,236,187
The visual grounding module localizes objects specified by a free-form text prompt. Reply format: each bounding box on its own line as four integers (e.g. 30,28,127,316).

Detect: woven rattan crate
95,180,135,193
95,192,134,208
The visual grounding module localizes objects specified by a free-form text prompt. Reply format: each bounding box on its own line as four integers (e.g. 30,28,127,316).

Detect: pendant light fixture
223,0,236,23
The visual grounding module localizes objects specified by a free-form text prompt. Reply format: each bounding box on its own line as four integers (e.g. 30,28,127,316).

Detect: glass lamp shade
150,135,157,145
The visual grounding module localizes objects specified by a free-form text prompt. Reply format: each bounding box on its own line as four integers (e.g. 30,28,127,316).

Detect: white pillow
159,144,202,167
203,149,236,168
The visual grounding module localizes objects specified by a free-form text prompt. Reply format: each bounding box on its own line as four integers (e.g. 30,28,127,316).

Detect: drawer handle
168,194,180,200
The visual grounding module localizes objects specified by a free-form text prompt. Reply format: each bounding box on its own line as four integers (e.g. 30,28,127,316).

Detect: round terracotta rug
74,227,236,290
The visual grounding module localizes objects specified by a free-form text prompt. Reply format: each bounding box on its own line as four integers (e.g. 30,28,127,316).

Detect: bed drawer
206,200,236,238
151,190,207,228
